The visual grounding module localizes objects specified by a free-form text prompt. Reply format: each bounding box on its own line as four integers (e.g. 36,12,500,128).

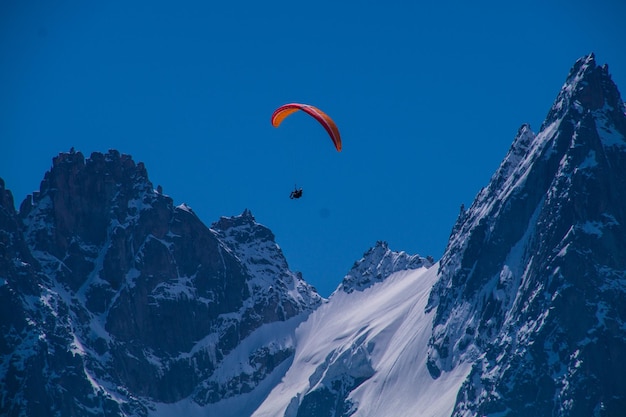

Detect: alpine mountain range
1,53,625,416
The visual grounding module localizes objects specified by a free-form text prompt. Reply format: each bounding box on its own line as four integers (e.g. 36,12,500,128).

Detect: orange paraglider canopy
271,103,342,152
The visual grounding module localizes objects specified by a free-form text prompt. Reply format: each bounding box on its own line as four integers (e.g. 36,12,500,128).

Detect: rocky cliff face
427,53,626,416
0,179,66,417
1,150,321,416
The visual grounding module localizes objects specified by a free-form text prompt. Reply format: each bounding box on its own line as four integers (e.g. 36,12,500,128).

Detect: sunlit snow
252,265,471,417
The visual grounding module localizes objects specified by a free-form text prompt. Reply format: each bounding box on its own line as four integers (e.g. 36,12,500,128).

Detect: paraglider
271,103,342,152
272,103,341,200
289,186,303,199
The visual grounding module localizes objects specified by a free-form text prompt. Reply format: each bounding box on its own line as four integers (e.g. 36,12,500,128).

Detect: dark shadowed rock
2,150,322,414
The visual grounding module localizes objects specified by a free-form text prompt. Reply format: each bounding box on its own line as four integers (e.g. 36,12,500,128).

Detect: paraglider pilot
290,186,303,199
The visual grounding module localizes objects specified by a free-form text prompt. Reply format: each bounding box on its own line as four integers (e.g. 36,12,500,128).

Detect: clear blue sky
2,0,625,296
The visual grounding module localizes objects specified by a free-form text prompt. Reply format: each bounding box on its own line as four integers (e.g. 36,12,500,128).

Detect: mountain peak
211,209,272,246
337,241,433,294
211,208,322,308
212,210,273,253
241,207,254,219
32,149,153,210
19,149,162,271
570,51,596,75
544,53,624,131
428,55,626,416
4,150,325,415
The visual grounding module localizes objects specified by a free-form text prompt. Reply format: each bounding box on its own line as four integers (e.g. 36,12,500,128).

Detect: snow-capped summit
337,240,433,294
212,209,286,276
545,53,625,131
428,54,626,416
211,209,323,318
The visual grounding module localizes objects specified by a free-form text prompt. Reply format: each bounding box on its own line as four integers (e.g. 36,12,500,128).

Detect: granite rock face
1,150,321,416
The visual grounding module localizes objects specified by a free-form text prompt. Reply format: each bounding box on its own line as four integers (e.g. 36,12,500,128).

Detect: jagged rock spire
2,149,324,416
544,53,624,127
429,54,626,416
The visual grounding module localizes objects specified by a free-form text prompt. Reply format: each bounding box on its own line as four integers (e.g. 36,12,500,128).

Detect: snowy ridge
211,209,323,311
337,240,433,294
150,313,306,417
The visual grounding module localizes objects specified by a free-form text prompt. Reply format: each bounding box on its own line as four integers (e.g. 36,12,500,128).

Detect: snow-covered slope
253,265,470,417
149,313,307,417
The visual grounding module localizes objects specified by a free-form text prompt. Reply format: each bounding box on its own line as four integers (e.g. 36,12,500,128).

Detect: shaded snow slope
253,265,471,417
148,313,307,417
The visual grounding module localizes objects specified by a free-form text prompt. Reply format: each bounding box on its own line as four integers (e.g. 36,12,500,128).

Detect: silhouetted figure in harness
290,186,303,199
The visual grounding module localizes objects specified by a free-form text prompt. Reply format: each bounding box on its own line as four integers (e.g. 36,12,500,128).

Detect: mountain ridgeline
428,53,626,416
1,54,625,416
1,150,323,416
